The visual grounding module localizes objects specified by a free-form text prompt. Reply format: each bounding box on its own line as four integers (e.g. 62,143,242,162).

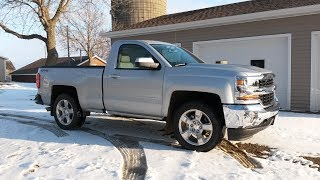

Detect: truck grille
259,78,274,88
260,93,274,106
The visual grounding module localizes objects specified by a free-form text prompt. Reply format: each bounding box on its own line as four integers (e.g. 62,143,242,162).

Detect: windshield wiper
174,63,187,67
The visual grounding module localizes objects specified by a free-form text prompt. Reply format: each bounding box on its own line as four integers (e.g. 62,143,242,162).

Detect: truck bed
38,66,105,111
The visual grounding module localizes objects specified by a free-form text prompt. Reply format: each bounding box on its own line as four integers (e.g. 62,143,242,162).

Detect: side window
117,44,154,69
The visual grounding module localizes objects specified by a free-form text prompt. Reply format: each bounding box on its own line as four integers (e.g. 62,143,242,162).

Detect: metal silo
111,0,167,30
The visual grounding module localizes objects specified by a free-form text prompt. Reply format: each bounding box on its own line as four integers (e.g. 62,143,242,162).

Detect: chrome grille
259,78,274,88
260,93,274,106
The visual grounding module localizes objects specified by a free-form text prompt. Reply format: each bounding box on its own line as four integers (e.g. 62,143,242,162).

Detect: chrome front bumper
223,101,280,129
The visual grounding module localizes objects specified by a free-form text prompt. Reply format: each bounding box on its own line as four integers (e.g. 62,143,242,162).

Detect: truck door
105,44,164,117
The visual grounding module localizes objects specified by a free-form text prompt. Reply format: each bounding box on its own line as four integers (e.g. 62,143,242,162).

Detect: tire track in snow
0,113,150,180
0,113,49,122
0,114,69,137
0,113,266,174
82,128,148,180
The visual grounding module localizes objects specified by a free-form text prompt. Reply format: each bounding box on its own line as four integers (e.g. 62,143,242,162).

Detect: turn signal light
237,79,245,86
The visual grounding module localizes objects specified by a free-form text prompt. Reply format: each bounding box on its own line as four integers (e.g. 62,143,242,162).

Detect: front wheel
173,102,223,152
53,94,86,130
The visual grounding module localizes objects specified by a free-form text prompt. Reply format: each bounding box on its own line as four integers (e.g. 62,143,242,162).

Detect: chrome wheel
56,99,74,126
178,109,213,146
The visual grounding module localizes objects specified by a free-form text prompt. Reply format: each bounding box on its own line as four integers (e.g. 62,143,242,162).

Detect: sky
0,0,247,69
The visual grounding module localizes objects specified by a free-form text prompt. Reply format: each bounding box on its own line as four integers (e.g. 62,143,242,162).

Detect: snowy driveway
0,83,319,179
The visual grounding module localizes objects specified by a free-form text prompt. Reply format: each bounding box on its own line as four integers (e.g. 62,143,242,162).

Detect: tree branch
46,0,52,9
31,0,41,6
0,22,47,42
52,0,72,24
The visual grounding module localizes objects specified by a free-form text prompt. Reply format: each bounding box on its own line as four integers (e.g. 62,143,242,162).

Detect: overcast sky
0,0,247,69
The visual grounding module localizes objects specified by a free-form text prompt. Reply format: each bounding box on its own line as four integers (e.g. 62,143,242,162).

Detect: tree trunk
45,27,58,66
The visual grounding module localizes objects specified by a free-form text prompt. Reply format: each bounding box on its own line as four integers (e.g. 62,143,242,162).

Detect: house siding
112,13,320,111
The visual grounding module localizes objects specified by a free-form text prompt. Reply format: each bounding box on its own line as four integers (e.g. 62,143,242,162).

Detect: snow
0,121,121,179
0,82,320,179
0,83,122,179
243,112,320,155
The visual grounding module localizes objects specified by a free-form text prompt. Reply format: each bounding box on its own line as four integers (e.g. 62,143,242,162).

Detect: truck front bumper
223,101,280,140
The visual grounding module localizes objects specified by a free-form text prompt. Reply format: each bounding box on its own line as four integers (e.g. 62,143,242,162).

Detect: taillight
36,73,40,88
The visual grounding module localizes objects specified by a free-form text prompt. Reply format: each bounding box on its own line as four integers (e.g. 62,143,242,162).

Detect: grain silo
111,0,167,30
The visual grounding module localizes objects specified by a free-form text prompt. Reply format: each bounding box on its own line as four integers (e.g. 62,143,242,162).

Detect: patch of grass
218,140,262,169
235,143,273,159
302,156,320,171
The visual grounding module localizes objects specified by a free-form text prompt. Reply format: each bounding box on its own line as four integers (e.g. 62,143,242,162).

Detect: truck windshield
151,44,204,66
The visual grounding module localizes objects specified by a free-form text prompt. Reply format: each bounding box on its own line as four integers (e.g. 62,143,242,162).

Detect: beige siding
112,14,320,111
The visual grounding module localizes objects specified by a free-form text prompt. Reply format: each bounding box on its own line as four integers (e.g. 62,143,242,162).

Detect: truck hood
184,63,272,77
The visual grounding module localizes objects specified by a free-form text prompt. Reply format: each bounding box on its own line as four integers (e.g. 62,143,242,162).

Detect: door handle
109,74,121,79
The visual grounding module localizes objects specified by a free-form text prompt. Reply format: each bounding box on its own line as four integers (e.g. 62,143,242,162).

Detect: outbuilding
0,56,15,82
105,0,320,112
10,56,108,83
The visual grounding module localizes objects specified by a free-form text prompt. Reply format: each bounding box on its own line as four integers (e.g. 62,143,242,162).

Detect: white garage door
311,32,320,112
193,35,291,110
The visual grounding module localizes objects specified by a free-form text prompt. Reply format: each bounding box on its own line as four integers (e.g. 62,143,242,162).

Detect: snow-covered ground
0,83,122,179
0,83,319,179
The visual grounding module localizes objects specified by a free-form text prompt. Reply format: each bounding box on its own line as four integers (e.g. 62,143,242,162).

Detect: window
117,44,155,69
251,60,265,68
151,44,204,66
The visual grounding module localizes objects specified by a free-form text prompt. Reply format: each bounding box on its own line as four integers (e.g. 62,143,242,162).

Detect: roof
0,56,8,60
0,56,15,71
77,55,106,66
5,60,15,71
11,56,88,75
121,0,320,30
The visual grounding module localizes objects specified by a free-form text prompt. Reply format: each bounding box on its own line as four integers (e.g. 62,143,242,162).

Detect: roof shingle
119,0,320,30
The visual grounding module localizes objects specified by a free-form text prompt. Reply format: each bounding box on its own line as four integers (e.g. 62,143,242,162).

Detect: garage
107,1,320,112
193,34,291,110
311,31,320,112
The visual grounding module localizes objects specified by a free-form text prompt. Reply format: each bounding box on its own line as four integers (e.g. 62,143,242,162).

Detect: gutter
103,4,320,38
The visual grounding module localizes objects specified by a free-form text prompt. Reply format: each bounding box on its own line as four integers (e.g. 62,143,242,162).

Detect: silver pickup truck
36,40,279,152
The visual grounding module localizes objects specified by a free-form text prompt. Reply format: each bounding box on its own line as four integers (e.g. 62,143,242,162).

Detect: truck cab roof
114,40,173,46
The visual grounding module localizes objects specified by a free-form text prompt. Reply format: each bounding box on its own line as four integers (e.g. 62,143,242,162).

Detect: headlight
235,76,262,103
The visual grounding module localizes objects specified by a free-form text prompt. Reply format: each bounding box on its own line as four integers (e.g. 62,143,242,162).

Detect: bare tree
0,0,72,66
58,0,111,62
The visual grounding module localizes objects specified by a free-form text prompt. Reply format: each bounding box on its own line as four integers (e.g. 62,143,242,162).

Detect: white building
0,56,15,82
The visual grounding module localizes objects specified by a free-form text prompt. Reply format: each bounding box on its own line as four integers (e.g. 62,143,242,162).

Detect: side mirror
135,57,160,69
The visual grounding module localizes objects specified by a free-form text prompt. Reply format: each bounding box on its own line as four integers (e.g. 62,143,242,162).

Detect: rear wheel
53,94,86,130
173,102,223,152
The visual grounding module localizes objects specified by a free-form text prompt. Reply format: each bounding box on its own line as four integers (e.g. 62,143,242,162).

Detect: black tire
53,94,86,130
173,102,223,152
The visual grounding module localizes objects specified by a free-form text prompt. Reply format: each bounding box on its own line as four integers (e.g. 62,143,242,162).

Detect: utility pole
67,26,70,58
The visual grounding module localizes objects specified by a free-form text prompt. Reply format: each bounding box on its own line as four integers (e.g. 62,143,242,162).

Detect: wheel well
51,85,79,107
168,91,225,125
51,85,89,117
